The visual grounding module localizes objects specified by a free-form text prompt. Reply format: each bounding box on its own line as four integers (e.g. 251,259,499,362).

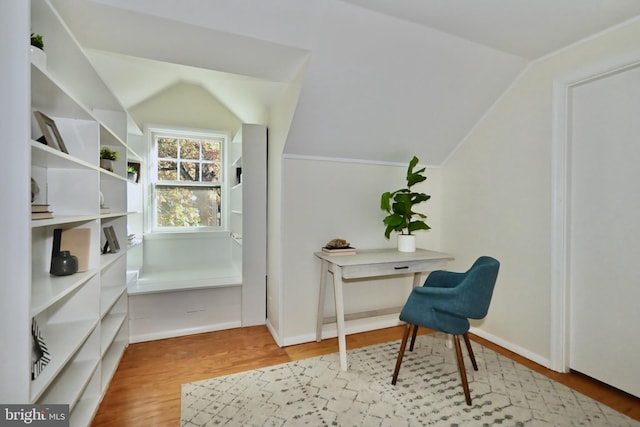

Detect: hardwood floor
91,326,639,426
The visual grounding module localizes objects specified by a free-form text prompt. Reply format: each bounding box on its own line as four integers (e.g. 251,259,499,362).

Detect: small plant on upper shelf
100,147,119,161
99,147,119,172
127,165,138,182
30,33,44,50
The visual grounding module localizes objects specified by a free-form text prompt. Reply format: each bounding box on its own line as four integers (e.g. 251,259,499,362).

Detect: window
149,128,226,230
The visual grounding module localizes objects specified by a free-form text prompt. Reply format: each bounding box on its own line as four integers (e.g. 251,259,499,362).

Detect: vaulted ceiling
53,0,640,165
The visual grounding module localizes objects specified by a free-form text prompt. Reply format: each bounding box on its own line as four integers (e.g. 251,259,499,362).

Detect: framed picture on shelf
33,111,69,154
102,225,120,254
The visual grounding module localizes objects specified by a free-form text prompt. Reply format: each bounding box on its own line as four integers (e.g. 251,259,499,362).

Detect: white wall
278,157,442,345
142,234,233,272
441,20,640,365
0,0,31,402
129,81,242,133
265,60,309,340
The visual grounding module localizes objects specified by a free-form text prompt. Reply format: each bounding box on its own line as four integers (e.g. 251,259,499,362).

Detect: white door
568,66,640,397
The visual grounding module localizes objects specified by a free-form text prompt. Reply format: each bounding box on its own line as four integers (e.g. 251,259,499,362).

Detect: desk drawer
341,259,448,279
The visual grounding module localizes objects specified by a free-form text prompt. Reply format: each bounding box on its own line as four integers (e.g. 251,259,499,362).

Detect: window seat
128,266,241,295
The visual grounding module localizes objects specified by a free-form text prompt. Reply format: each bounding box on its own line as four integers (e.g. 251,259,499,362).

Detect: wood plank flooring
91,326,639,426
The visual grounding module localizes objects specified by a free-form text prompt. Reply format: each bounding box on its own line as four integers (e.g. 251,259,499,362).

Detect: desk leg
333,265,348,371
316,260,329,342
412,272,422,288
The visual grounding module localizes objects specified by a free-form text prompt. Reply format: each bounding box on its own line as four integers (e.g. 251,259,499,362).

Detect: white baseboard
129,321,242,343
276,320,552,372
265,318,283,347
469,326,552,369
281,314,404,347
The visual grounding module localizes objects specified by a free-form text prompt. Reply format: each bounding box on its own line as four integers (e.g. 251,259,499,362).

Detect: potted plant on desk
380,156,431,252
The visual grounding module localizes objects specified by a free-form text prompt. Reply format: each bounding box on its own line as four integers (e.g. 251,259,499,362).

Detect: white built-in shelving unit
124,131,145,285
230,130,243,250
234,124,267,327
16,1,143,425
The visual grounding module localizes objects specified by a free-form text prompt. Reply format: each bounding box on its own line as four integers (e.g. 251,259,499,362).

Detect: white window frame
146,125,229,233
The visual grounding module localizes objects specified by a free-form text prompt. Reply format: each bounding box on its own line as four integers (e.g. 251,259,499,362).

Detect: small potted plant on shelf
30,32,46,68
127,165,138,182
99,147,119,172
380,155,431,252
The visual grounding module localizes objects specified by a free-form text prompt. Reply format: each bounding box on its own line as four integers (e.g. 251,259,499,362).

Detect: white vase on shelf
30,46,46,69
397,234,416,252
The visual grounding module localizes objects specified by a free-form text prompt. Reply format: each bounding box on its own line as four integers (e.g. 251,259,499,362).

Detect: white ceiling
342,0,640,59
53,0,640,165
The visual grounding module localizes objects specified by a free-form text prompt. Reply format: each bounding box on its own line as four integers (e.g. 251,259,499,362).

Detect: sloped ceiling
53,0,640,165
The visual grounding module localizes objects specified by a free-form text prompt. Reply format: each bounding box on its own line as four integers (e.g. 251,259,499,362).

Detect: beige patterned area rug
181,333,638,426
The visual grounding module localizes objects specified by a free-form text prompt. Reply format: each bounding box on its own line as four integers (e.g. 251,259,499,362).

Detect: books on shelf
32,211,53,220
31,204,53,220
321,246,356,255
31,204,50,213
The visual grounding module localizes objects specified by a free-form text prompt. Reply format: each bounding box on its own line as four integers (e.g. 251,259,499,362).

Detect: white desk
315,248,453,370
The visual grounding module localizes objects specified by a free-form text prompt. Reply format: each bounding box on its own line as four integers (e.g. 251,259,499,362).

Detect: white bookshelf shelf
31,141,97,171
100,212,127,219
31,215,98,228
100,286,126,317
99,251,126,271
36,359,99,407
100,312,127,356
31,271,98,317
30,319,98,402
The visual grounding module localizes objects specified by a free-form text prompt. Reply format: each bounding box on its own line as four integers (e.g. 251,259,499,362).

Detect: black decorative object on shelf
50,251,78,276
31,317,50,380
50,229,79,275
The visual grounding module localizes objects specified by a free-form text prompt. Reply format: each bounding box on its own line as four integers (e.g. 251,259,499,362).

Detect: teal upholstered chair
391,256,500,405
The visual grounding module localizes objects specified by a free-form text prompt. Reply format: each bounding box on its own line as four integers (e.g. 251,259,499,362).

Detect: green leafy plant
100,147,119,161
127,165,136,174
31,33,44,50
380,156,431,238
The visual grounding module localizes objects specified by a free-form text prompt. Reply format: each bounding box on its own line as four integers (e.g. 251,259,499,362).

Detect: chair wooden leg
409,324,419,351
463,333,478,371
453,335,472,405
392,324,412,385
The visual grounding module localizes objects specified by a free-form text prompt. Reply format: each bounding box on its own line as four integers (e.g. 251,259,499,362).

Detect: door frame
550,50,640,372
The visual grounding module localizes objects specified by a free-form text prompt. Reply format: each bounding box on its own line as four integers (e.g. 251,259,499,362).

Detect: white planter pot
397,234,416,252
100,159,113,172
30,46,46,69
